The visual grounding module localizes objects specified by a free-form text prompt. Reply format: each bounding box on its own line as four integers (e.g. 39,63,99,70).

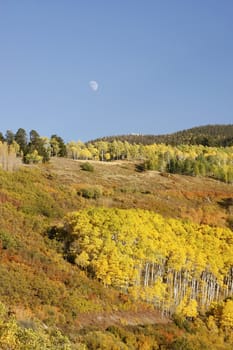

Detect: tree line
1,128,233,183
67,140,233,183
90,124,233,146
0,128,66,165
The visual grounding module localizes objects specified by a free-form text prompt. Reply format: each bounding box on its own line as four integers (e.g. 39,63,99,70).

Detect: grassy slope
0,161,169,330
0,158,233,348
50,157,233,228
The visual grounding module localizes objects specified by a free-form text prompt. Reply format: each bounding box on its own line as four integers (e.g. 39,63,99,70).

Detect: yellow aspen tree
221,299,233,329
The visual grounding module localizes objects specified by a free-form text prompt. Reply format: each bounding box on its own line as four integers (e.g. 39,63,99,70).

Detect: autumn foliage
54,208,233,317
0,133,232,349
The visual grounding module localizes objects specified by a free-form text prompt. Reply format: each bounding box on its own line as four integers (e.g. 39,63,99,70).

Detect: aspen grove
54,208,233,317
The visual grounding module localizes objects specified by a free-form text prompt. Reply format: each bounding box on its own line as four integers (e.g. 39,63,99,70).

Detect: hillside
0,157,233,349
90,124,233,146
50,157,233,228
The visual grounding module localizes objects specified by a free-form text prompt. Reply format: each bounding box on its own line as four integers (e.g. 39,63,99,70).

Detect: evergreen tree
5,130,14,145
0,132,5,142
24,130,50,163
14,128,27,154
29,129,40,144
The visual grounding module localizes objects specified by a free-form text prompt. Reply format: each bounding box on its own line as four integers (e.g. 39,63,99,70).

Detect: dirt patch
75,309,171,330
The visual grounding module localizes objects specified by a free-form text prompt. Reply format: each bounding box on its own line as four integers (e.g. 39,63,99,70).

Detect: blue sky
0,1,233,142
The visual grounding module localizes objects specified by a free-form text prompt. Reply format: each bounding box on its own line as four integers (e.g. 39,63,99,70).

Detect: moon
89,80,98,91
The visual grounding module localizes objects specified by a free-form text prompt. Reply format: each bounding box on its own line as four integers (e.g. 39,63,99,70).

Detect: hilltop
90,124,233,146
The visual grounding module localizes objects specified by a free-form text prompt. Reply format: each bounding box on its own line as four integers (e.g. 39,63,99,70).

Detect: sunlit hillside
0,153,233,349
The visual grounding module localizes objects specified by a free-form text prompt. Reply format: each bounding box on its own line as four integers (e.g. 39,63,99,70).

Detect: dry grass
48,157,233,227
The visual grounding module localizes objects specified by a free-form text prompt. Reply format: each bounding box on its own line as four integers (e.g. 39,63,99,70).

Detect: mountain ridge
88,124,233,146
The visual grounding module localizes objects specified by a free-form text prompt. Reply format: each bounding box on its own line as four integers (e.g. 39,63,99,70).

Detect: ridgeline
90,124,233,146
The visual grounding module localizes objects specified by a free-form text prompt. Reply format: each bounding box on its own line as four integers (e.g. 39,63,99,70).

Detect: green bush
80,162,94,172
0,230,18,249
77,186,102,199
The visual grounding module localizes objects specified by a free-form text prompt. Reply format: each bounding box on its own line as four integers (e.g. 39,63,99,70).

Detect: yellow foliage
75,251,90,268
221,300,233,329
176,296,198,318
62,207,233,312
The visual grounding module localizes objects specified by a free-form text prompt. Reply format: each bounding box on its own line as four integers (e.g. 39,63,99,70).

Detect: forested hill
0,157,233,349
90,124,233,146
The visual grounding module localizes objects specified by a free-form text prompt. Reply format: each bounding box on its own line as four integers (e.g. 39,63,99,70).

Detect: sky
0,0,233,142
